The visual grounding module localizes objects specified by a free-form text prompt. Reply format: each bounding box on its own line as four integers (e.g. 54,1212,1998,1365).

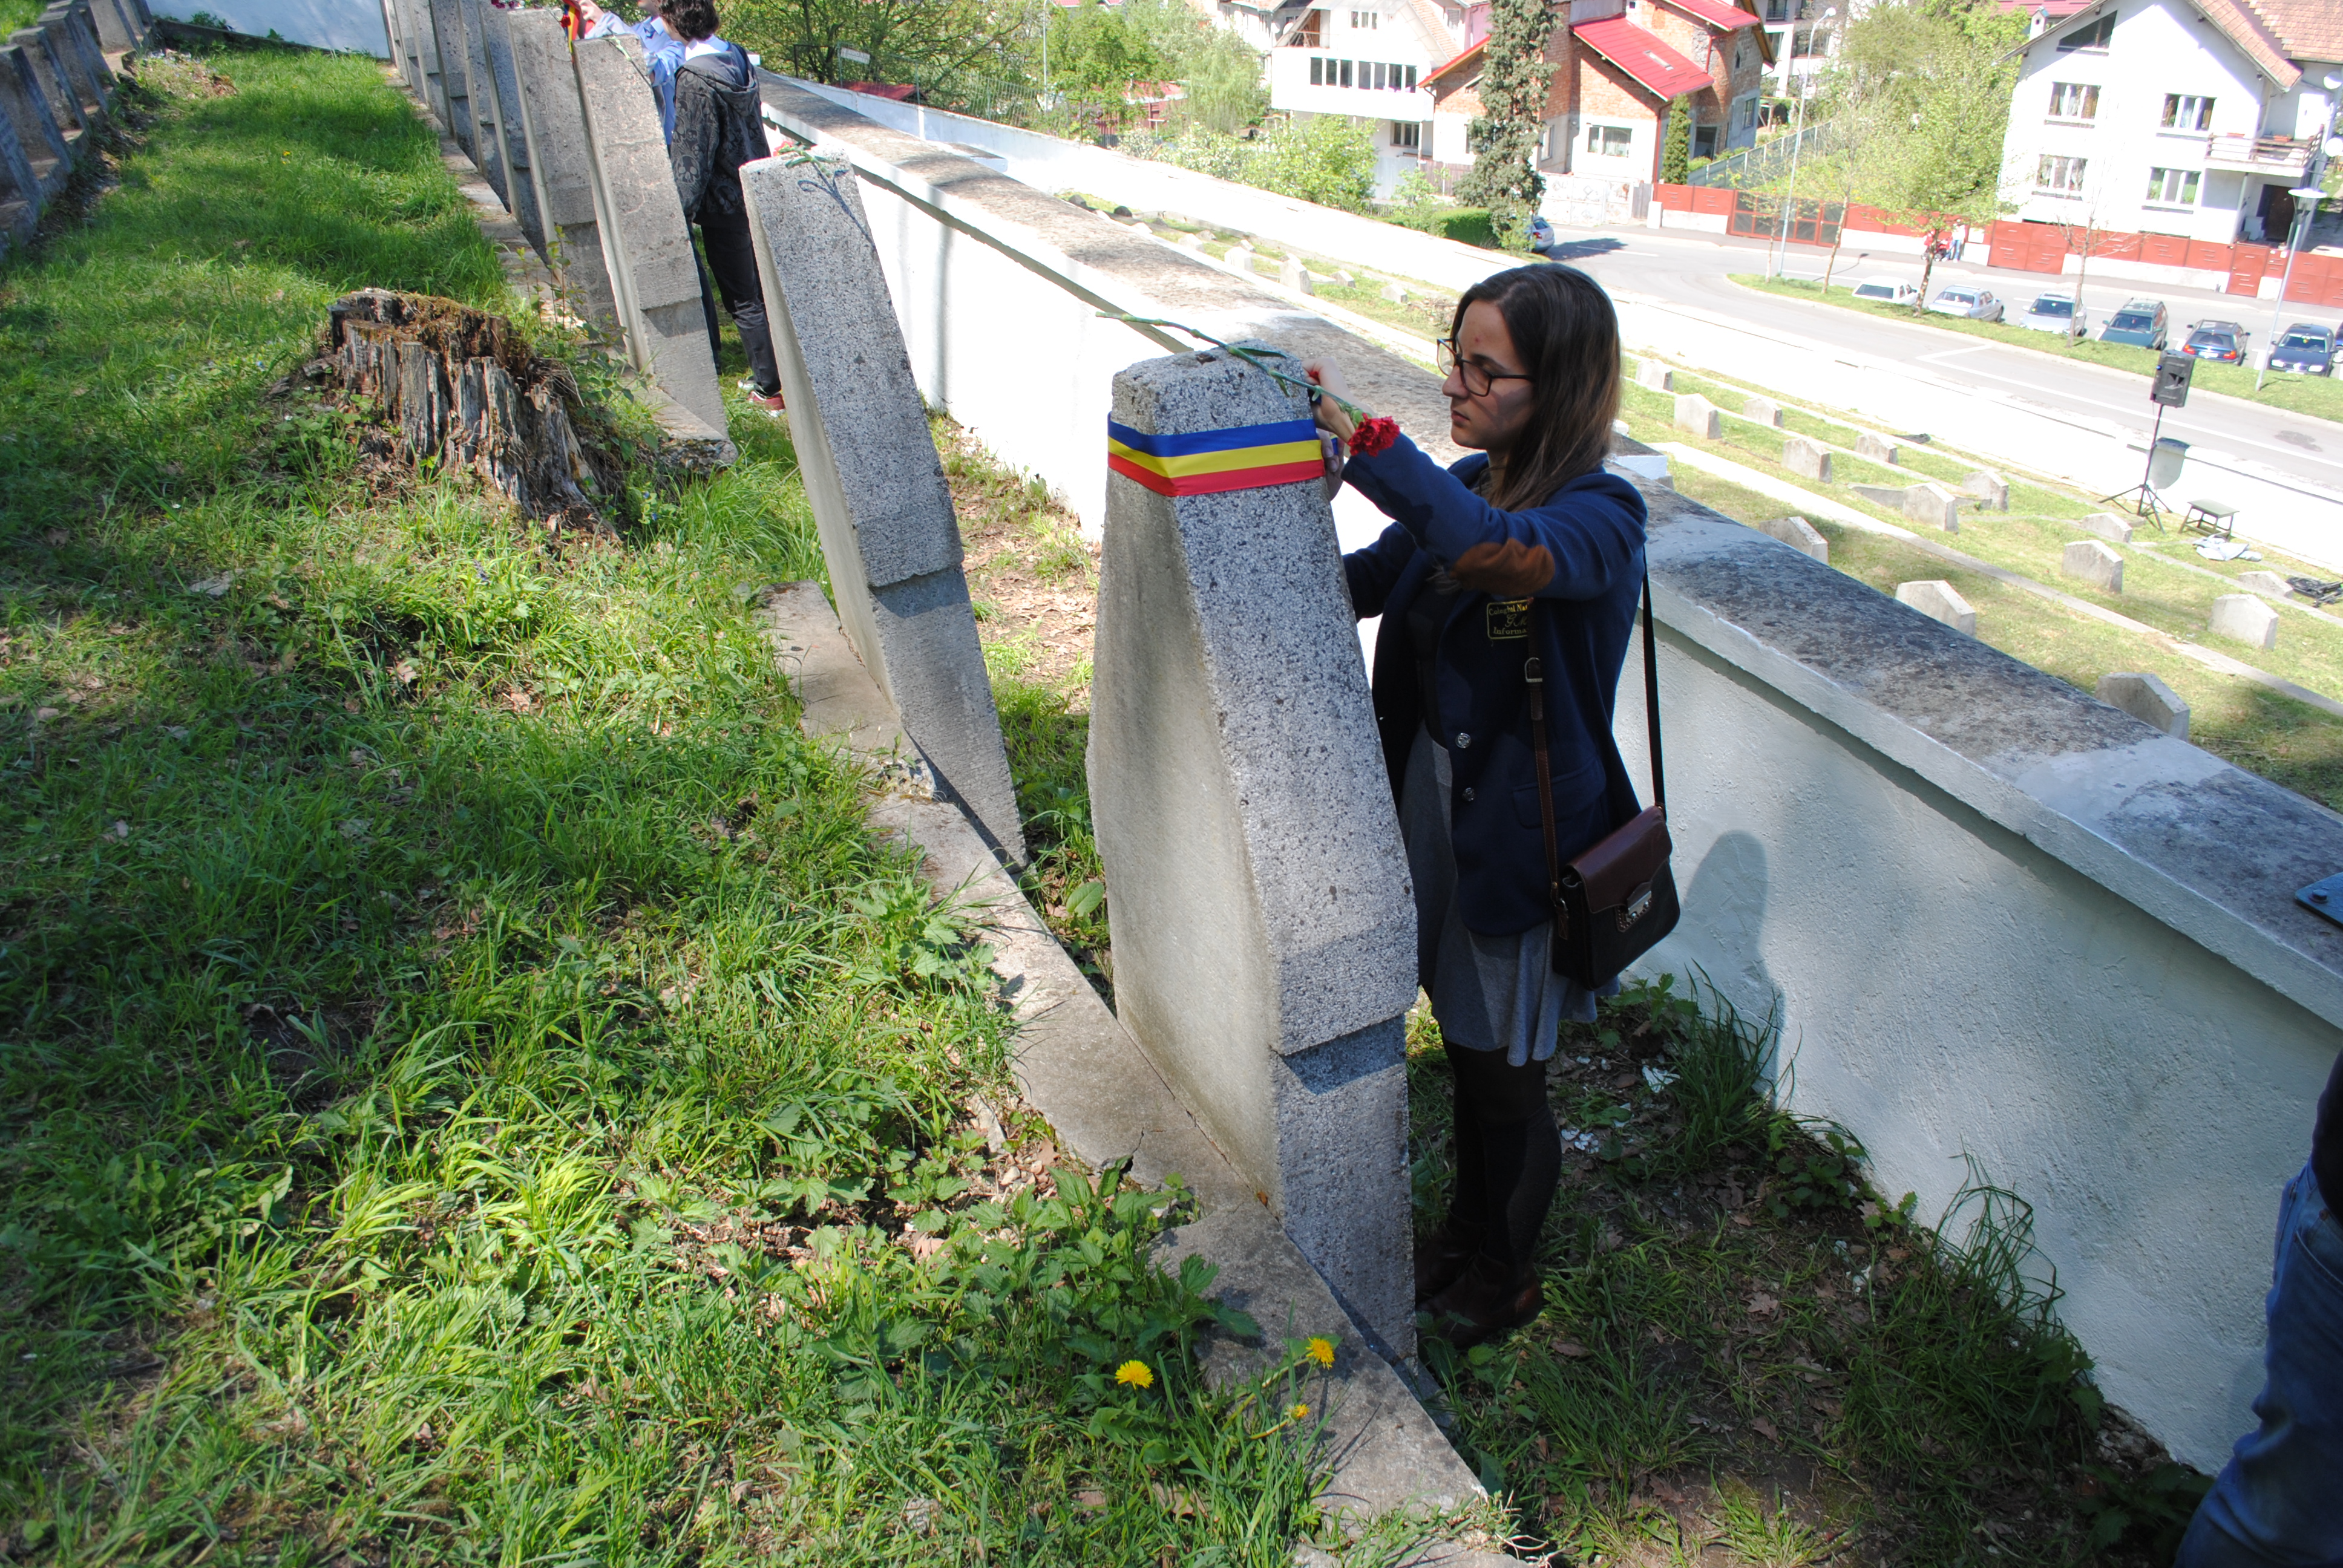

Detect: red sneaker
744,386,786,416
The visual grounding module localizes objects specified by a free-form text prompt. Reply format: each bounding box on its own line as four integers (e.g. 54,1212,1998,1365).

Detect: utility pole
1768,5,1832,281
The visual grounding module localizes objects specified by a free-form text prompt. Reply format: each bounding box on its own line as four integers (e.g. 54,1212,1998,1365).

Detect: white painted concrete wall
1624,509,2343,1471
151,0,390,54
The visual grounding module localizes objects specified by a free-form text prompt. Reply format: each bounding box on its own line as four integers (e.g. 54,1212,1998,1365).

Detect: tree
1661,97,1689,186
1178,26,1268,135
1455,0,1551,248
725,0,1029,106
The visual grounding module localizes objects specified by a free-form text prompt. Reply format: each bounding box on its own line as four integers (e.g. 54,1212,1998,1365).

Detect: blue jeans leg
2178,1162,2343,1567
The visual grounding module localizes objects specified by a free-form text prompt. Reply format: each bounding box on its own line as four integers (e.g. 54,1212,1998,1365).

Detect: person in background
660,0,784,416
2176,1052,2343,1567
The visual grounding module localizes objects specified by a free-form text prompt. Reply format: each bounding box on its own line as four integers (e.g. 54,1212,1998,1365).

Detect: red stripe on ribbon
1107,452,1324,497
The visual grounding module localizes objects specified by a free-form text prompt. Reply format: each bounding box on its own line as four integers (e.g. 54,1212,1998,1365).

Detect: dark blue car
2267,323,2338,375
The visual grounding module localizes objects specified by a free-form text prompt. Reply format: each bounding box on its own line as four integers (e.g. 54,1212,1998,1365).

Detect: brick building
1421,0,1769,189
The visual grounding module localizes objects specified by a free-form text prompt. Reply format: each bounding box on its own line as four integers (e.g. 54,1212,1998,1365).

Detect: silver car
2020,293,2086,336
1927,285,2005,322
1851,276,1919,305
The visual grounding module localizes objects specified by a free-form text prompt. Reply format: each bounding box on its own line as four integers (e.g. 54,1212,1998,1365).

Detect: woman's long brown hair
1452,264,1624,512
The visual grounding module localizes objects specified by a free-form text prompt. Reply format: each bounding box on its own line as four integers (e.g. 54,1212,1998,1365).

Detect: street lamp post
2256,74,2339,390
1768,6,1833,282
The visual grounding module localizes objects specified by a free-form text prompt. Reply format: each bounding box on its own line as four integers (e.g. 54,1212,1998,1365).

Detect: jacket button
1462,787,1476,803
1454,731,1471,749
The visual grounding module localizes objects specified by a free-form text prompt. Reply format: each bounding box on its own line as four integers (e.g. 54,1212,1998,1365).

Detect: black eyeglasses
1436,338,1533,397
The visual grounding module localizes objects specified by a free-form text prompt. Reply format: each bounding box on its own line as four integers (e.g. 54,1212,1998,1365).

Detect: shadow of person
1660,828,1783,1064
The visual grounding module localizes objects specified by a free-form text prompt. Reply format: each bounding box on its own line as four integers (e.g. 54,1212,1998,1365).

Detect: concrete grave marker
401,0,448,123
1090,344,1417,1355
1742,394,1783,427
1178,230,1205,252
31,16,101,126
1782,434,1831,483
0,104,38,252
1755,514,1828,563
1896,579,1976,635
1854,431,1898,465
1849,483,1906,508
1636,358,1673,392
1961,468,2008,510
2096,672,2189,739
1673,393,1722,439
456,0,511,203
2078,512,2134,545
2209,593,2278,650
39,7,107,117
572,31,725,433
0,44,67,194
2236,570,2293,599
505,8,617,328
1278,252,1314,294
2062,539,2123,593
83,0,132,51
1225,243,1254,273
1379,280,1408,303
9,31,81,146
475,0,544,253
1903,482,1961,532
739,154,1023,866
427,0,476,158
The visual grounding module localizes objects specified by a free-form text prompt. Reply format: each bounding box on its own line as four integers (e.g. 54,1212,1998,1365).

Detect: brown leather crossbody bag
1525,574,1680,986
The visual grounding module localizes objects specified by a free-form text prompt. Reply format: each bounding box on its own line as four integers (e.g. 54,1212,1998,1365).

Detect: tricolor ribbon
1106,417,1324,497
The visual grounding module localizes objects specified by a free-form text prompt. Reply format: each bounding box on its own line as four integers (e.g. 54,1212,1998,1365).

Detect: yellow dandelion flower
1115,1359,1154,1389
1287,1402,1309,1421
1305,1336,1336,1367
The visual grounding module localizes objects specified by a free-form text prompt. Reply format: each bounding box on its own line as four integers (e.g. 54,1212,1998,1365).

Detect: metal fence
1688,118,1841,189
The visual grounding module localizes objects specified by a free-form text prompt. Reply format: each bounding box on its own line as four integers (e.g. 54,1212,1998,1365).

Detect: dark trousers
695,209,778,397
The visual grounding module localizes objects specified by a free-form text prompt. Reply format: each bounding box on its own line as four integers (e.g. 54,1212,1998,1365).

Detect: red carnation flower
1347,416,1398,457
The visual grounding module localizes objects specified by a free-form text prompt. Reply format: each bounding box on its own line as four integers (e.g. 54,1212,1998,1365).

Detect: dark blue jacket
1342,435,1648,936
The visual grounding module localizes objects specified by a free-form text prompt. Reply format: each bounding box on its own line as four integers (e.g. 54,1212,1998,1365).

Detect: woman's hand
1302,359,1356,443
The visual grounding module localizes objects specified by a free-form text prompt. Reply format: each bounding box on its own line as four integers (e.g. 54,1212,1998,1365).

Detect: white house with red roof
1996,0,2341,248
1256,0,1484,194
1418,0,1771,198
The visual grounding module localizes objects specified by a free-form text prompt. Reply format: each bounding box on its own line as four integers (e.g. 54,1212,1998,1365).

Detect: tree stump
324,289,628,530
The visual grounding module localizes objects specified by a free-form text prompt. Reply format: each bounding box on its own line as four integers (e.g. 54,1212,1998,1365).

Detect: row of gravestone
0,0,146,256
378,19,1425,1354
375,0,731,440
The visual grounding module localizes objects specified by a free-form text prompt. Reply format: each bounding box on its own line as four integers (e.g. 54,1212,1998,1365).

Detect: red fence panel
1654,182,1697,211
2282,254,2343,309
1988,221,2065,274
1691,186,1735,216
2192,240,2240,275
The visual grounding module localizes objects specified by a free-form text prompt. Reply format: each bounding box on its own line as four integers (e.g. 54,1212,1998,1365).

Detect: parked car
1927,285,2004,321
1527,215,1559,254
2266,323,2338,374
2099,299,2169,350
2181,320,2250,364
1851,276,1920,305
2020,292,2087,336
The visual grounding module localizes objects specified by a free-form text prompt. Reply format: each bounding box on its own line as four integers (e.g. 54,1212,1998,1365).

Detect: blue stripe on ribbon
1106,417,1319,458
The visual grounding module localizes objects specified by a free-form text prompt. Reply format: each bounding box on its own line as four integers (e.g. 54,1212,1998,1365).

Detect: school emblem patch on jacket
1484,598,1532,641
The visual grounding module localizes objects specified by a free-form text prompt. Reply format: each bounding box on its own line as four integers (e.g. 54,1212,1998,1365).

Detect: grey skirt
1401,726,1607,1067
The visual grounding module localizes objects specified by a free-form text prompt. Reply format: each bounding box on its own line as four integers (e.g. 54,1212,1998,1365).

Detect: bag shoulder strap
1638,570,1664,818
1523,571,1665,860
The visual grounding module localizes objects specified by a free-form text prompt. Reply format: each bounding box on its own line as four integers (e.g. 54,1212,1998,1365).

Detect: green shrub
1386,204,1498,249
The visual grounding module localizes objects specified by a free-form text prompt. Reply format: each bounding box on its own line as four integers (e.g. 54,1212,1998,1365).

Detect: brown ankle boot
1414,1221,1481,1305
1423,1254,1543,1348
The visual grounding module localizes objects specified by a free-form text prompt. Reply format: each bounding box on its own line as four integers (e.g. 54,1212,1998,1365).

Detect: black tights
1443,1042,1562,1278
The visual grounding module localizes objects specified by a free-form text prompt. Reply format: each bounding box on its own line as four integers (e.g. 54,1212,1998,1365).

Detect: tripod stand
2099,401,2172,529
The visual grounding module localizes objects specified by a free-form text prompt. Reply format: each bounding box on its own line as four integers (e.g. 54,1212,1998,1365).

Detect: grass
1616,376,2343,810
0,46,1335,1563
1404,979,2209,1567
1734,274,2343,429
0,0,44,36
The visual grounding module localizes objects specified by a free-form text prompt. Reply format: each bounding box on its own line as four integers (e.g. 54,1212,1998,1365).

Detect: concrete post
36,11,106,122
505,8,616,327
0,103,41,251
739,155,1025,866
85,0,136,53
9,31,82,145
455,0,509,202
427,0,476,157
475,0,544,255
45,5,109,103
0,44,68,193
402,0,447,123
572,31,724,433
1089,344,1418,1356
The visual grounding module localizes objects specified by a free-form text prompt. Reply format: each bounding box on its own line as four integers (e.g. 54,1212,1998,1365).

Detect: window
1693,123,1719,157
1586,122,1632,157
1734,42,1745,70
1310,55,1323,83
2161,93,2214,130
2145,166,2200,204
1349,8,1377,25
2054,13,2114,50
1340,57,1354,86
2036,153,2088,193
1737,94,1757,131
2047,81,2099,119
1288,8,1323,45
1391,119,1421,148
1403,64,1417,88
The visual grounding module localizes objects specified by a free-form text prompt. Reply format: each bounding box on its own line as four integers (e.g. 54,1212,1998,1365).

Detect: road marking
1918,345,1991,363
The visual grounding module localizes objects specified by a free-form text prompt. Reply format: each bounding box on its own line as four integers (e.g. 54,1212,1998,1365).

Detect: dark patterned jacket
668,41,763,225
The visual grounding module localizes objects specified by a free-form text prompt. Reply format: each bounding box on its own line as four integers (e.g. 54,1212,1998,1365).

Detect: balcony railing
2203,133,2311,176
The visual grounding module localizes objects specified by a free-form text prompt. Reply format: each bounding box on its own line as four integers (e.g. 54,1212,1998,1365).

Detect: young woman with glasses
1306,263,1647,1346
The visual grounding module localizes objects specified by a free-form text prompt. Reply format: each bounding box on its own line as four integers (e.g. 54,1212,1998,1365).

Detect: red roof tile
1573,15,1712,100
1655,0,1759,33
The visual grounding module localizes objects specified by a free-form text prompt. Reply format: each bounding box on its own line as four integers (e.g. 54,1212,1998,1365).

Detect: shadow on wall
1659,828,1784,1073
151,0,388,55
